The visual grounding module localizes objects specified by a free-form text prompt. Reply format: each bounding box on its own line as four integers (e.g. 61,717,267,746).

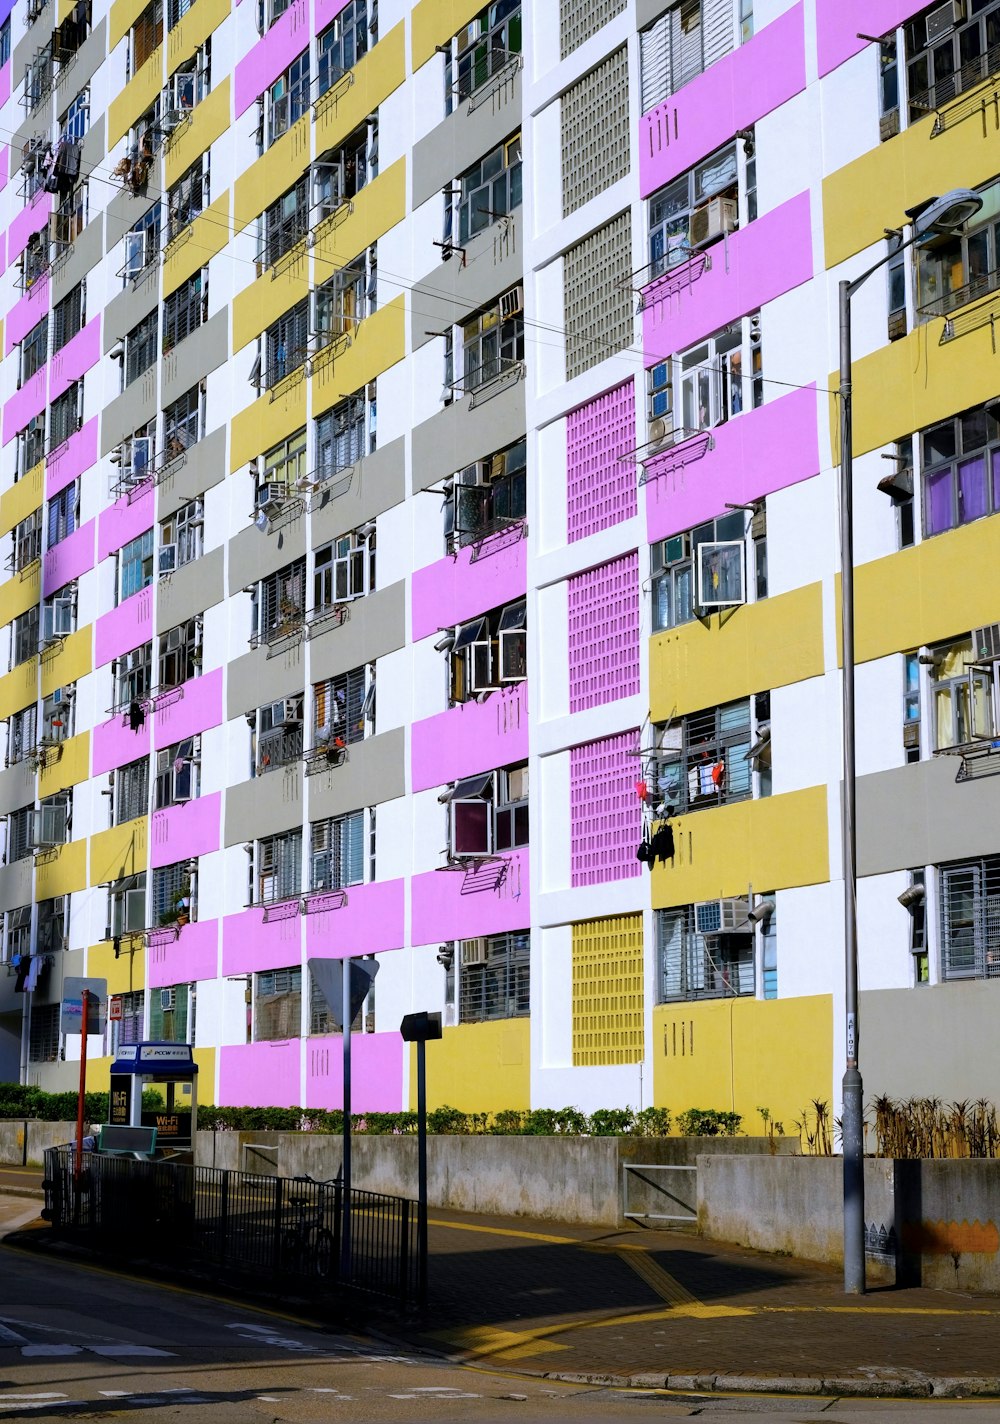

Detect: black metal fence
42,1148,419,1305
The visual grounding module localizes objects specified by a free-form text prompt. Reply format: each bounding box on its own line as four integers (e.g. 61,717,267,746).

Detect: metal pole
839,277,865,1295
340,958,352,1282
417,1038,428,1307
75,989,89,1189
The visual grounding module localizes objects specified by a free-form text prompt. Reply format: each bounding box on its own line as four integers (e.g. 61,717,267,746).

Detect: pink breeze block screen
570,730,642,887
568,552,640,713
566,380,636,542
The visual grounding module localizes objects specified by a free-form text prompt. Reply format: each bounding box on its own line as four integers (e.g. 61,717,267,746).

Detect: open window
696,540,745,608
448,772,493,857
447,599,527,703
109,873,147,939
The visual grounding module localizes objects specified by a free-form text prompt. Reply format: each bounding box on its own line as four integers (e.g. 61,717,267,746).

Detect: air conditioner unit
649,417,671,446
925,0,964,44
280,696,303,725
156,748,172,774
688,196,738,249
158,543,177,577
903,721,920,750
887,309,907,341
460,938,487,967
695,898,751,935
973,623,1000,663
159,987,176,1011
255,482,287,510
879,109,901,143
499,285,523,321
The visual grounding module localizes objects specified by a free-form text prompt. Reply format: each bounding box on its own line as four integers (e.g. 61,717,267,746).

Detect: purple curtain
993,449,1000,513
958,455,987,525
925,466,954,535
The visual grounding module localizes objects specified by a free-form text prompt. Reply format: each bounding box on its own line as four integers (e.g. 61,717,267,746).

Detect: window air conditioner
460,938,487,966
256,482,287,510
160,987,176,1011
499,285,523,320
694,898,750,935
925,0,964,44
972,624,1000,663
280,696,303,725
688,197,738,249
157,748,171,774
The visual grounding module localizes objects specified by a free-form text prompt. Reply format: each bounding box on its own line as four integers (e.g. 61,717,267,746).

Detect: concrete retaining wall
0,1120,83,1166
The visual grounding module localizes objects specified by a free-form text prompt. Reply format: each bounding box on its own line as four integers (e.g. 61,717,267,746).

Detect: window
649,314,762,437
314,390,369,479
19,416,46,478
165,41,210,111
52,285,84,355
459,930,529,1022
114,756,149,825
314,120,377,209
930,635,1000,748
311,810,365,890
22,232,50,292
0,16,10,66
49,382,83,452
150,982,190,1041
166,157,208,242
255,967,301,1040
29,1004,61,1063
906,869,928,984
447,600,526,704
153,737,198,809
456,133,522,245
42,584,76,643
20,317,48,385
257,428,306,507
264,299,309,387
158,618,201,688
8,704,37,765
255,831,301,904
117,529,154,603
8,806,34,862
916,177,1000,320
159,499,203,574
313,665,373,749
268,48,309,144
252,559,306,643
761,895,777,999
108,872,147,938
12,607,40,667
639,0,743,112
921,403,1000,537
152,859,195,926
59,88,89,144
111,989,144,1052
651,510,747,631
254,697,304,775
4,905,32,962
445,439,526,552
42,685,74,743
905,0,1000,121
164,384,204,456
115,642,153,709
650,698,755,814
461,291,524,392
904,651,921,762
12,510,42,574
313,529,375,612
446,762,528,857
122,204,161,284
130,0,162,74
449,1,521,107
47,483,78,548
940,854,1000,981
162,269,206,351
308,961,374,1034
657,904,754,1001
52,179,87,251
24,46,52,111
261,176,308,268
317,0,369,95
314,247,376,343
167,0,193,27
36,895,67,955
125,310,158,385
647,139,754,279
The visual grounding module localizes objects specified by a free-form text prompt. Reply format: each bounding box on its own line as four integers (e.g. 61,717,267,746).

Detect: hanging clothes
649,822,675,865
128,700,145,732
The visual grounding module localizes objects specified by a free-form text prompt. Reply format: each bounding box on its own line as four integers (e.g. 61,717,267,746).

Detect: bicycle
278,1174,339,1278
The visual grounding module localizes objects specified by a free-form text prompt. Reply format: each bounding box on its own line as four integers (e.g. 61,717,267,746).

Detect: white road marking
20,1345,81,1357
86,1344,173,1357
0,1397,67,1402
98,1391,131,1397
257,1396,281,1402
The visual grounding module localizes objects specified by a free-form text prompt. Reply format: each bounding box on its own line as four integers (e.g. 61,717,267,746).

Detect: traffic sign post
400,1012,442,1306
61,978,105,1194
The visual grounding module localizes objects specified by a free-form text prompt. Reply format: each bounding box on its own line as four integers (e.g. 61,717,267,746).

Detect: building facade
0,0,997,1129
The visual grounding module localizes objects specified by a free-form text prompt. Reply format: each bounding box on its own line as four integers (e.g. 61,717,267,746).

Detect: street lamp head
908,189,984,242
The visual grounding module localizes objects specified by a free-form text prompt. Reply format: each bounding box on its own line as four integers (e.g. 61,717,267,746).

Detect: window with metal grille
160,500,203,571
20,317,48,384
20,415,46,477
29,1003,60,1062
315,391,367,479
47,484,77,548
42,685,74,744
261,176,308,268
639,0,738,112
656,905,754,1002
167,0,192,30
313,531,374,612
4,905,32,962
255,967,301,1040
264,300,309,387
114,757,149,825
310,811,364,891
313,665,371,748
112,989,144,1051
445,439,526,552
152,860,194,926
651,699,754,814
448,1,521,108
167,159,208,242
59,88,89,144
268,48,309,145
940,855,1000,981
8,806,34,862
255,697,303,775
647,138,755,279
258,428,306,502
22,232,49,291
461,293,524,392
915,177,1000,322
125,309,158,386
162,270,206,352
253,559,306,642
317,0,369,96
314,247,376,343
115,642,153,708
117,529,154,603
130,0,162,73
149,983,189,1041
52,285,84,355
49,382,83,452
154,736,199,808
905,0,1000,120
8,704,37,765
256,831,302,904
459,931,530,1023
158,618,200,688
23,45,52,110
164,383,204,456
12,509,42,574
54,179,88,251
37,895,67,955
308,963,371,1033
12,607,40,667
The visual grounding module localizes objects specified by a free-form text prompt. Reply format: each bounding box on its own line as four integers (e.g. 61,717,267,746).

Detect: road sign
61,978,107,1036
108,996,123,1022
308,957,379,1028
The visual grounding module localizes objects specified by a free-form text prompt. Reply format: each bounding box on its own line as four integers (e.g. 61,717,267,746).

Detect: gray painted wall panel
161,310,229,409
410,213,522,353
54,18,108,106
52,218,104,306
227,641,305,719
861,979,1000,1103
14,12,52,86
411,380,526,493
80,112,105,171
104,263,160,355
156,545,224,635
310,581,405,683
224,766,303,846
0,762,37,820
310,438,405,550
229,513,306,596
637,0,673,28
157,426,227,518
105,185,150,257
101,371,158,455
0,857,33,910
857,758,1000,877
308,727,405,818
412,69,521,209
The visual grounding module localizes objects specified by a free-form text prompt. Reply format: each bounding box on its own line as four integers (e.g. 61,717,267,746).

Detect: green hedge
0,1084,163,1123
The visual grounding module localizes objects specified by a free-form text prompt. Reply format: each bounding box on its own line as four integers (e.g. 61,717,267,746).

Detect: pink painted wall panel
234,0,308,116
42,517,95,596
411,848,528,946
154,667,224,748
47,417,98,497
222,906,302,976
570,731,642,888
219,1040,300,1107
94,586,153,667
150,790,222,869
411,681,528,793
306,1032,403,1113
6,269,50,355
2,368,46,445
642,192,812,363
566,381,636,543
568,553,640,714
645,384,820,543
412,537,526,643
314,0,351,35
91,711,151,776
817,0,923,78
303,877,405,957
50,315,101,401
640,4,806,199
97,488,154,562
148,917,219,988
7,193,51,267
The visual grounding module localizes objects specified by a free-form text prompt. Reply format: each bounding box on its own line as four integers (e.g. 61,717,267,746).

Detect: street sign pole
341,956,352,1283
74,989,89,1188
399,1012,442,1309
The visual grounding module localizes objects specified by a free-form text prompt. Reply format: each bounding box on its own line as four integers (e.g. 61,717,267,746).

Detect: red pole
74,989,88,1186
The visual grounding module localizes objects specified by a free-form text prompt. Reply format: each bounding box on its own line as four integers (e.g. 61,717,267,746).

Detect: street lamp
838,188,983,1296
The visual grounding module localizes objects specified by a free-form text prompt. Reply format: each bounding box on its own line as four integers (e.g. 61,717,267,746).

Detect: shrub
633,1106,672,1137
588,1108,635,1136
676,1108,742,1137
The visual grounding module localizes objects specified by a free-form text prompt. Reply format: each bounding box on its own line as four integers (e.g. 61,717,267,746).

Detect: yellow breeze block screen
572,913,644,1066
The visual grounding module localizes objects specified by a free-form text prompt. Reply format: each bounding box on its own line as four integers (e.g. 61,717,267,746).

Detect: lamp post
837,188,983,1295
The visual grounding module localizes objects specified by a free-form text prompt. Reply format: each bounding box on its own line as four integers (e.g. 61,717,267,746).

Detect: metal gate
622,1163,697,1224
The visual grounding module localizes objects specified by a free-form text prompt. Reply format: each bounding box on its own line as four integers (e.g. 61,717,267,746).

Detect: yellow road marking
613,1247,699,1308
430,1324,570,1360
427,1218,580,1247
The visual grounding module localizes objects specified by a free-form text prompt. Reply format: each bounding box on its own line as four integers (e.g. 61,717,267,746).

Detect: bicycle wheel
313,1227,335,1278
280,1229,303,1274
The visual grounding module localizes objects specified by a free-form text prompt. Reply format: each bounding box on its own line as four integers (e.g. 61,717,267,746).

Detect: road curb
544,1369,1000,1399
0,1185,44,1199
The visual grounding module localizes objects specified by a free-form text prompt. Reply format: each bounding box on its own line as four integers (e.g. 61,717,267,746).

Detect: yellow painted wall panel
233,115,312,234
572,914,644,1066
649,583,823,724
412,0,481,69
163,190,231,295
413,1017,530,1112
39,731,89,798
309,296,405,416
194,1046,216,1104
37,838,87,898
652,994,832,1130
88,938,146,995
312,157,406,274
167,0,230,73
232,254,310,356
0,660,37,721
110,0,148,48
314,23,405,159
228,373,308,473
41,627,91,697
165,77,231,190
108,46,164,149
0,564,40,626
0,463,44,538
90,817,149,888
650,785,830,905
58,0,74,20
